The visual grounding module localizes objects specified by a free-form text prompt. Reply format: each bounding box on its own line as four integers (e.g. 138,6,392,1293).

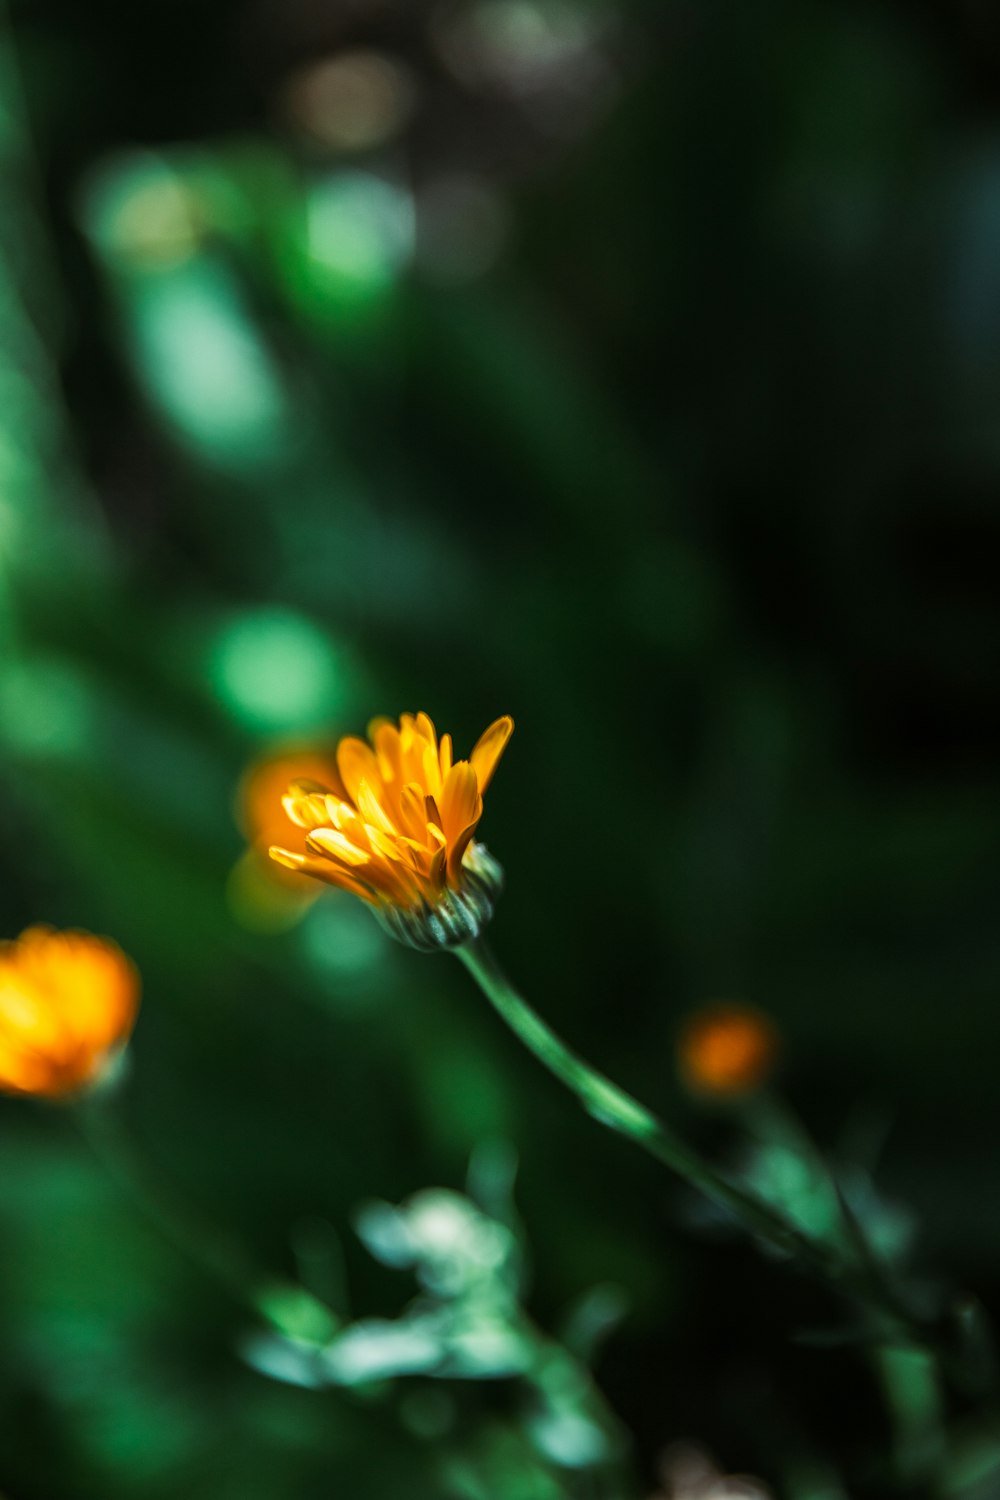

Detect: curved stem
454,934,977,1369
456,937,833,1270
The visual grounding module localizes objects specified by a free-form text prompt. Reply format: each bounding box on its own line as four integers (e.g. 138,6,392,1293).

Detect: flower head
0,926,140,1099
270,712,513,949
677,1003,778,1099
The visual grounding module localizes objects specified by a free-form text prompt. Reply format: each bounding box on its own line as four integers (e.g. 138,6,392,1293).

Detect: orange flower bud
677,1003,778,1098
0,926,139,1099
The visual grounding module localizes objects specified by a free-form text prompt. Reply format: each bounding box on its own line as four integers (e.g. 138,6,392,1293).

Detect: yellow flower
677,1003,778,1098
0,926,140,1099
270,711,513,948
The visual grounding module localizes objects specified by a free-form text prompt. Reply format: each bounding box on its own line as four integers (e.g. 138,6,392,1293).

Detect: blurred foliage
2,0,1000,1496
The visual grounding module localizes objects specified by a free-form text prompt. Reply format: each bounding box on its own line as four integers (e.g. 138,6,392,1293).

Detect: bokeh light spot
277,51,416,154
306,171,414,298
133,264,289,468
301,898,387,1002
0,656,94,758
81,152,202,269
209,608,347,731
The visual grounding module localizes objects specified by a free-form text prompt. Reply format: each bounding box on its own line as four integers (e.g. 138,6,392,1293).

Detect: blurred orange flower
677,1003,778,1098
237,745,343,889
270,711,513,948
0,926,139,1099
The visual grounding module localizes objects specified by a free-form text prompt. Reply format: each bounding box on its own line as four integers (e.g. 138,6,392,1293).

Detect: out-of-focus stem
455,935,987,1381
874,1343,946,1485
73,1091,334,1343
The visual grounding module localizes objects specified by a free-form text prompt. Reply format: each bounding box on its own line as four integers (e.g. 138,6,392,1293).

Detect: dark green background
0,0,999,1495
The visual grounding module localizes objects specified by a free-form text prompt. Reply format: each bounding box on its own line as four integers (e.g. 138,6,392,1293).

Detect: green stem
455,935,979,1371
456,937,835,1271
874,1342,947,1486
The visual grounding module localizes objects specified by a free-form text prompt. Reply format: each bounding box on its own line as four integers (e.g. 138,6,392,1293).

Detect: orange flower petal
356,779,399,837
400,715,431,785
414,712,438,752
399,783,430,841
283,790,337,830
270,847,376,901
336,737,383,807
306,829,371,866
439,763,482,844
373,722,404,785
397,837,437,877
470,716,514,793
447,820,480,885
